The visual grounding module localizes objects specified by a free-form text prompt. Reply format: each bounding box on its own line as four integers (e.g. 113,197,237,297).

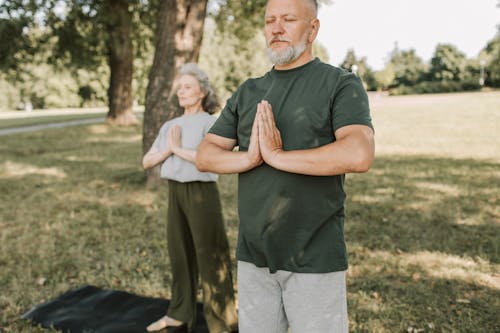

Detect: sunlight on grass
65,155,104,162
98,190,158,209
403,251,500,290
86,134,142,143
414,181,460,196
87,124,111,134
0,161,67,179
350,249,499,290
350,194,389,204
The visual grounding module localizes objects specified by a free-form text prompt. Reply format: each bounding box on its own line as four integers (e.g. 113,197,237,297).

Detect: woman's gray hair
179,63,220,114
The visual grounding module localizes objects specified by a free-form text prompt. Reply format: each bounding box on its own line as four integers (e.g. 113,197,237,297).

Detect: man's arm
196,112,263,174
258,100,375,176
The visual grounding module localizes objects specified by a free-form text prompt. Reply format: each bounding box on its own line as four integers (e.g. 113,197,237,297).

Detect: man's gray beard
266,41,307,66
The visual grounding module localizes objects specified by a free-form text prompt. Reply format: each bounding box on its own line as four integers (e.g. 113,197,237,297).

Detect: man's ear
308,18,320,43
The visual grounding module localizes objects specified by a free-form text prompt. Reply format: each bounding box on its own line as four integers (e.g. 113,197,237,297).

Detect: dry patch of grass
0,161,67,179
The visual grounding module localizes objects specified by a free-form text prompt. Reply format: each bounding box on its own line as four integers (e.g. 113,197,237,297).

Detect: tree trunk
143,0,208,186
105,0,138,126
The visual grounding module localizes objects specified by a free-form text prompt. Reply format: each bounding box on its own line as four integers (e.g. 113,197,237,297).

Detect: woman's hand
168,125,182,151
168,125,197,163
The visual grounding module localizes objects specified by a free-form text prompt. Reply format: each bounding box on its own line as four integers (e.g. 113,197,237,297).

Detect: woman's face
177,74,205,110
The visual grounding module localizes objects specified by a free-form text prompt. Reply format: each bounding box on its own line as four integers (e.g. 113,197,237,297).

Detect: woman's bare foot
146,315,184,332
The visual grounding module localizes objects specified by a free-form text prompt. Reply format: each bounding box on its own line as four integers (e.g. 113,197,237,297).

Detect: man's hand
246,108,264,168
258,100,283,164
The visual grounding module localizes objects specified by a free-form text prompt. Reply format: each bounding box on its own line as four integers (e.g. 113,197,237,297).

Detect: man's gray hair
179,63,220,114
266,0,318,17
308,0,318,17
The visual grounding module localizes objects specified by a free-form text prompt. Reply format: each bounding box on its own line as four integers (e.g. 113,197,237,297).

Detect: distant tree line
340,34,500,95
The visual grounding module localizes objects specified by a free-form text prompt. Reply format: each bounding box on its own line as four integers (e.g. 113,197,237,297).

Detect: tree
388,48,426,87
143,0,208,185
199,18,270,102
0,0,152,124
340,49,377,90
481,33,500,87
49,0,143,125
429,43,467,82
375,64,395,91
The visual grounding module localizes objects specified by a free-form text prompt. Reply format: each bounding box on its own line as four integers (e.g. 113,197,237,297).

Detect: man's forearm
267,130,375,176
196,141,258,174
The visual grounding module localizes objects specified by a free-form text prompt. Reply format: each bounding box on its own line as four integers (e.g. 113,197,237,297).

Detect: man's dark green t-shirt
209,58,373,273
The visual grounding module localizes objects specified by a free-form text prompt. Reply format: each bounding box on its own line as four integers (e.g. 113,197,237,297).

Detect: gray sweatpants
237,261,348,333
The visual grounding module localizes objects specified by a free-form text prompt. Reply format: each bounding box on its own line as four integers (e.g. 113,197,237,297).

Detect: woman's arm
142,145,172,169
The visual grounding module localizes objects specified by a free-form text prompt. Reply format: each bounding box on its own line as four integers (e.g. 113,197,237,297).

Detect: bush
390,80,481,95
0,75,20,111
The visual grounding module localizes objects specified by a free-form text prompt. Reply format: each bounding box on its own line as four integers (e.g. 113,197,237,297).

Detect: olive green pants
166,180,238,333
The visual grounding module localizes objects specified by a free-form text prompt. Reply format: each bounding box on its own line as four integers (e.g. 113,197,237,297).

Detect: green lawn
0,91,499,332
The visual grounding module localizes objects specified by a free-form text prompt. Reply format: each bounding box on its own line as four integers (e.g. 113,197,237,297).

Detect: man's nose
271,20,285,34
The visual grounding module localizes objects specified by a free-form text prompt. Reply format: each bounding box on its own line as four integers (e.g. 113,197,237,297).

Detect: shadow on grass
348,273,499,332
346,156,499,264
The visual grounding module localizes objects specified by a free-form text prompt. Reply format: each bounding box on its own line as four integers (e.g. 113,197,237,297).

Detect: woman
143,63,238,333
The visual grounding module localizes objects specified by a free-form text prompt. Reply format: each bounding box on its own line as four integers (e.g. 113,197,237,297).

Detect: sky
316,0,500,70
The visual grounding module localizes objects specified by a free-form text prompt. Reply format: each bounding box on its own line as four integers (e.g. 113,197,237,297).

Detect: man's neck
274,51,314,71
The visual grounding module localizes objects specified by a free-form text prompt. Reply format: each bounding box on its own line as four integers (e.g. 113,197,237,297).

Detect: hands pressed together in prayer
167,125,182,153
247,100,283,168
166,125,197,163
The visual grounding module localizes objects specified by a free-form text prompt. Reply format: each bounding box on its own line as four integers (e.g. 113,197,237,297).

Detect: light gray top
153,112,218,183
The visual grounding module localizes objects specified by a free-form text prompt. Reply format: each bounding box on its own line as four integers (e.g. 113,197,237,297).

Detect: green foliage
212,0,268,41
430,43,467,82
0,26,108,110
0,74,20,111
390,80,481,96
340,49,378,91
388,47,427,87
376,40,496,94
0,0,156,110
47,2,105,69
45,0,154,70
0,18,30,71
374,63,395,90
482,33,500,87
199,19,270,103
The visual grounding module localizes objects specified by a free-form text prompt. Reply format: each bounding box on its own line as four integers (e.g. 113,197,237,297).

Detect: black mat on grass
22,285,209,333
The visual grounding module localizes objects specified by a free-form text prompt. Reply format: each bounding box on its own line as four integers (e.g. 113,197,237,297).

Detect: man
196,0,374,331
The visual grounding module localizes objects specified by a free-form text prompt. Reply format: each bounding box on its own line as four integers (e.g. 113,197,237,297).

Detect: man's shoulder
313,60,366,92
311,59,348,77
239,71,272,89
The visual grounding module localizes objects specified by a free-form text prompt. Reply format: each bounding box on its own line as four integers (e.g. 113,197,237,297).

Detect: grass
0,91,499,332
0,113,107,130
0,106,144,130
